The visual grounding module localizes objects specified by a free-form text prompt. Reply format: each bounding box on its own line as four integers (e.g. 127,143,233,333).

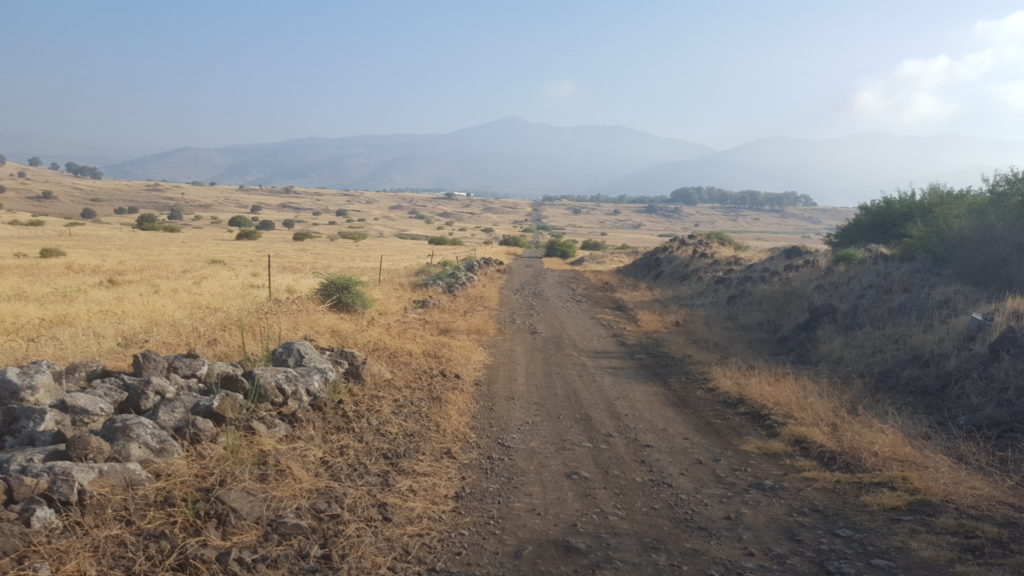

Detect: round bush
228,215,254,228
256,219,276,231
235,229,261,240
80,207,97,220
315,274,373,312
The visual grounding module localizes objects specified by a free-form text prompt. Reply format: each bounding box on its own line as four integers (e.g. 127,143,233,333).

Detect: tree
0,154,6,166
80,207,97,219
27,156,42,167
63,161,103,180
282,218,296,229
256,219,276,231
227,215,254,228
135,213,159,227
167,205,185,221
335,208,349,217
249,204,263,213
48,162,60,171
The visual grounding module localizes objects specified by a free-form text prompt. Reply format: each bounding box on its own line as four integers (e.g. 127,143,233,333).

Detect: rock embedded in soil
98,414,183,463
0,362,64,407
65,432,112,463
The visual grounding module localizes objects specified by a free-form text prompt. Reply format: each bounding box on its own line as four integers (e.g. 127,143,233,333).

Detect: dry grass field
0,163,857,574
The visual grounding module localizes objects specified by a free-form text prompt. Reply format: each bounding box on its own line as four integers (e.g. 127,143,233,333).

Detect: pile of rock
0,341,368,529
422,257,505,295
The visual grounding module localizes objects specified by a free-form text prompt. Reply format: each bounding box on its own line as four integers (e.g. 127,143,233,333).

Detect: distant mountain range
105,118,1024,206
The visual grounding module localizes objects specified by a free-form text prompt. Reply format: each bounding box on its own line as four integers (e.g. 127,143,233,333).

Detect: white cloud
852,10,1024,125
540,79,579,103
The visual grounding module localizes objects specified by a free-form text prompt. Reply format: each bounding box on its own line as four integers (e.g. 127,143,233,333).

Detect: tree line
542,186,816,209
0,154,103,180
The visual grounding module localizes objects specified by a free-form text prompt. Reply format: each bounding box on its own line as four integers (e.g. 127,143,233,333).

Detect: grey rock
131,349,168,379
869,559,895,570
99,415,183,463
44,469,79,504
273,513,308,537
215,488,268,522
4,473,48,503
0,362,63,408
0,445,67,475
118,375,177,414
294,366,333,402
65,433,112,463
192,391,248,425
205,362,247,393
82,379,130,409
59,392,115,429
183,416,219,444
0,405,73,448
41,461,151,496
248,417,291,439
19,496,59,529
146,392,203,436
166,352,208,381
167,373,203,394
271,341,332,371
60,360,106,389
249,367,305,406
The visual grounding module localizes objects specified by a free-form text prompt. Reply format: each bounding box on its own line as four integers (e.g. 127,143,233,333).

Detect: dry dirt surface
432,251,951,576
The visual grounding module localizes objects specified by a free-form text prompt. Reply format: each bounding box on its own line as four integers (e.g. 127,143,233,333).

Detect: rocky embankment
0,341,369,557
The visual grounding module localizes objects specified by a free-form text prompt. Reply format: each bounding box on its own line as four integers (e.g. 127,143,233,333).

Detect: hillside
598,133,1024,206
105,118,714,196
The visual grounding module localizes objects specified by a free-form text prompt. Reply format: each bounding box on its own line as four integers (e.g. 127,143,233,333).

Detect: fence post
378,254,383,285
267,254,272,301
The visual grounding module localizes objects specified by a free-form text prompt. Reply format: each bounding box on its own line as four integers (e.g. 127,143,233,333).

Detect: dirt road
435,252,948,575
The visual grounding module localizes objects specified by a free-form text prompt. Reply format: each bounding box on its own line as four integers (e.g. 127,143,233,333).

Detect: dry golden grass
709,362,1018,512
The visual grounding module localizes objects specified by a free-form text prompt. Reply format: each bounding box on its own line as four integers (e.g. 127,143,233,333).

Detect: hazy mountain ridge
107,118,713,195
105,119,1024,206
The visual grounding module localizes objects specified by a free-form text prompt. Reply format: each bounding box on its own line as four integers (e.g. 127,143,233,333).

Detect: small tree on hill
80,207,97,219
0,154,6,166
228,215,254,228
250,204,263,213
48,162,60,171
27,156,42,167
168,205,185,221
256,219,276,231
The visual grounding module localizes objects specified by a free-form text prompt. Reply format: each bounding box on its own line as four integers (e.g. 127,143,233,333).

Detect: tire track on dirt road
434,252,949,576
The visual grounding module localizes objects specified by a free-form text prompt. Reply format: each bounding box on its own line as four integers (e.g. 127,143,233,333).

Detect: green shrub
315,274,373,312
544,238,578,259
0,185,6,194
697,231,748,251
256,219,276,231
250,204,263,213
113,206,127,215
282,219,296,229
235,229,261,240
126,206,140,214
427,236,464,246
335,209,349,217
133,213,179,232
481,227,495,234
40,190,55,200
498,234,528,247
580,239,607,251
831,247,866,265
338,230,368,242
168,205,185,221
292,230,318,241
39,247,66,258
64,221,85,228
228,215,254,228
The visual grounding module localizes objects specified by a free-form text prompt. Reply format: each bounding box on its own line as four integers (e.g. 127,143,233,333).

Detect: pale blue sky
3,1,1023,160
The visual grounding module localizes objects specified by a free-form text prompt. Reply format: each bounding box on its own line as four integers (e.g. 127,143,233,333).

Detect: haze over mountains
105,118,1024,206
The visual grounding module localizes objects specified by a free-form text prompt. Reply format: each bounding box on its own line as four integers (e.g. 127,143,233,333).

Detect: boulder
4,473,47,503
58,392,115,430
117,375,177,414
60,360,106,389
215,488,268,523
166,352,208,381
0,362,63,408
192,391,248,425
294,366,333,402
81,379,130,409
65,433,113,463
98,415,182,463
182,416,219,445
0,405,73,449
0,445,67,475
204,362,248,394
41,461,151,498
323,348,370,382
249,368,306,406
19,496,59,529
131,350,168,379
146,392,203,437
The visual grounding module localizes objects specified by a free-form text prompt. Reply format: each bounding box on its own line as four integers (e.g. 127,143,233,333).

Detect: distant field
0,162,852,365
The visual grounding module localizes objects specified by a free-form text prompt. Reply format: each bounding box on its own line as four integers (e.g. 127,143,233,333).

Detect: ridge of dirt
430,252,953,576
